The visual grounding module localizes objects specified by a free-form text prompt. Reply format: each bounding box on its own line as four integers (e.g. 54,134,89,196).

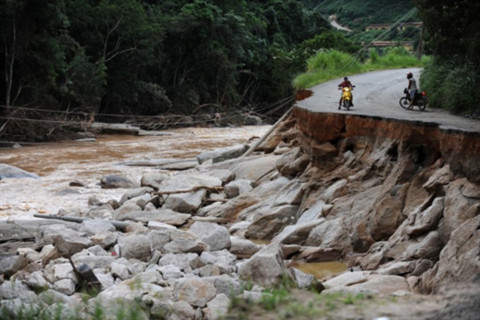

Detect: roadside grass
294,48,429,89
0,300,147,320
226,286,374,320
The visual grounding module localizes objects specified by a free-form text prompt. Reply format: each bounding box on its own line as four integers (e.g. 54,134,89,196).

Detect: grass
293,47,429,89
226,282,376,320
0,300,147,320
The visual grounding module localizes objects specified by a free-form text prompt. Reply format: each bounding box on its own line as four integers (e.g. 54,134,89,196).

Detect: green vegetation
226,287,374,320
0,300,147,320
293,47,428,89
0,1,333,119
415,0,480,114
305,0,417,30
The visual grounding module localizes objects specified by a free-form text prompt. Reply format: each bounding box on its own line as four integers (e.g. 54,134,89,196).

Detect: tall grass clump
294,49,361,89
294,47,427,90
366,47,420,69
421,58,480,114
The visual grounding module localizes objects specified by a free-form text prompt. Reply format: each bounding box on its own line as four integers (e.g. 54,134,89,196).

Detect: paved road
296,68,480,133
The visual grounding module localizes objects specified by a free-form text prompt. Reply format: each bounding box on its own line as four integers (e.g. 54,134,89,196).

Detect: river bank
1,115,480,319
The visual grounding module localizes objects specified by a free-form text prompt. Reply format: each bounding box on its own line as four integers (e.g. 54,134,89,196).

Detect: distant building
365,24,391,31
365,22,423,31
361,41,414,51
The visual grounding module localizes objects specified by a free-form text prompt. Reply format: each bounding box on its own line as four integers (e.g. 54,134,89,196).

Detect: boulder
140,172,167,190
196,144,248,164
420,214,480,292
164,189,207,213
323,271,368,289
230,155,281,181
0,255,28,277
53,229,93,257
306,218,352,257
206,194,260,220
297,200,329,224
272,219,325,245
224,179,254,198
174,277,217,307
80,219,116,235
321,179,348,203
273,181,305,206
439,178,480,241
158,264,183,281
406,197,444,236
71,252,116,269
117,234,151,261
369,183,409,241
203,274,243,297
238,244,290,287
347,274,410,295
245,205,299,240
229,237,260,259
0,164,39,179
118,187,154,205
114,209,191,227
169,300,196,320
100,175,136,189
0,280,36,300
200,250,237,273
110,259,130,280
163,238,208,254
196,168,235,184
275,147,310,178
159,253,200,271
189,222,231,251
203,293,230,320
53,279,76,295
422,164,452,191
158,173,223,192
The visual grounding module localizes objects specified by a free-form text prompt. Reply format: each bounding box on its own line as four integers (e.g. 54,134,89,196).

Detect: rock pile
1,115,480,319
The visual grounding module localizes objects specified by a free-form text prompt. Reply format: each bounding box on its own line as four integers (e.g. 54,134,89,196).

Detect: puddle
290,261,348,280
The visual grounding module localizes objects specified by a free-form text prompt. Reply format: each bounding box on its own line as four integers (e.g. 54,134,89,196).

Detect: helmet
407,72,413,79
344,77,348,80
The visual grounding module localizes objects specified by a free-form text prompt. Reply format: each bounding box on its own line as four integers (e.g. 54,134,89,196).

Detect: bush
421,58,480,114
293,47,426,89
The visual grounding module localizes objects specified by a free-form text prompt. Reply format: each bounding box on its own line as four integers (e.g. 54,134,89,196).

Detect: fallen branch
153,185,224,196
33,214,131,231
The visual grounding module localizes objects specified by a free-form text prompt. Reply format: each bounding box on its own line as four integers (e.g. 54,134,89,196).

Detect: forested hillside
304,0,416,30
1,0,363,142
1,0,478,142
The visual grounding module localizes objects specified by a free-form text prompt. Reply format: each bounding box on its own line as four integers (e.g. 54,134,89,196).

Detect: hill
305,0,417,30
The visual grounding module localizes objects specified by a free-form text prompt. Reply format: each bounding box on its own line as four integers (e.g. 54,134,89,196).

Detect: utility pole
417,23,425,60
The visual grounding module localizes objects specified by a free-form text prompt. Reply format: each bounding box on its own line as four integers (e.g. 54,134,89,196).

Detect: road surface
296,68,480,133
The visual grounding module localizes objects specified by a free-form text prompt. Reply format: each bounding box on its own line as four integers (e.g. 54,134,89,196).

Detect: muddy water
0,126,269,220
290,261,348,280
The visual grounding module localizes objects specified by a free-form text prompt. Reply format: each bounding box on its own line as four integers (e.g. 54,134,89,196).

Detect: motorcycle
399,88,427,111
338,85,355,110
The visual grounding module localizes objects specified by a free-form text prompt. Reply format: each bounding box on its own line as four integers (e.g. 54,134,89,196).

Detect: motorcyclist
407,72,417,109
338,76,354,109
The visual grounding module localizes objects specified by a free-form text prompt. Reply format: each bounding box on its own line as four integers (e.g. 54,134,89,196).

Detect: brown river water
0,126,269,221
0,125,348,278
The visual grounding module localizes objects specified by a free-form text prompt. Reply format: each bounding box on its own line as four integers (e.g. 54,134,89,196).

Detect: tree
415,0,480,113
0,0,69,108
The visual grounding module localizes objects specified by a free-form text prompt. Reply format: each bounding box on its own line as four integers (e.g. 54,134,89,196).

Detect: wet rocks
0,163,39,180
3,118,480,319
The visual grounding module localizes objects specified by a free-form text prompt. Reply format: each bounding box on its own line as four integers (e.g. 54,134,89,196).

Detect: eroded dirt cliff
259,105,480,293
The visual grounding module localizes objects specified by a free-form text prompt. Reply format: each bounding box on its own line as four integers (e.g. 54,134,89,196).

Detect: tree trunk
4,3,16,107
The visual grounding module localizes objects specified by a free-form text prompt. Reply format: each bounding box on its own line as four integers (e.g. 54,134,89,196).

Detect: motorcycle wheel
344,100,351,110
399,97,410,110
417,97,427,111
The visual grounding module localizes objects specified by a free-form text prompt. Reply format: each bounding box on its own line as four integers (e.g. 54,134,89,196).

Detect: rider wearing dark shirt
338,77,354,109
